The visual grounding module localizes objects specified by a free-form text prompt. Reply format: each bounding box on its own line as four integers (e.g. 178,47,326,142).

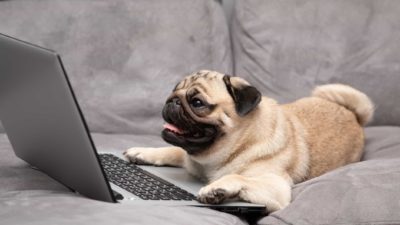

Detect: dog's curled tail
312,84,374,126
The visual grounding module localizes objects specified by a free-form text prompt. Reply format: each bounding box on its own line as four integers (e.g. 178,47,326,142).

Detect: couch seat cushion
258,126,400,225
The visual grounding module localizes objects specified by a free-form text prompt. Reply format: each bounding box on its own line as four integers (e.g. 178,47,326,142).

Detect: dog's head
161,70,261,155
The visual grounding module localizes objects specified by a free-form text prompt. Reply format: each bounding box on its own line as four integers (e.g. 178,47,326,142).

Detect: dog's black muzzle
161,97,218,155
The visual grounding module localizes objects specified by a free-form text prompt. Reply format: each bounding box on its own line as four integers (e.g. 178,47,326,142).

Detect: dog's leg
197,173,291,212
123,147,186,167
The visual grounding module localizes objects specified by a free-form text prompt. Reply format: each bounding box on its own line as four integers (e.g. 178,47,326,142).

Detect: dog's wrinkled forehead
173,70,224,92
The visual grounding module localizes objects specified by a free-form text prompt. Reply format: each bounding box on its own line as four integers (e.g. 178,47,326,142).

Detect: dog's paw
123,147,166,166
198,183,240,204
198,188,229,204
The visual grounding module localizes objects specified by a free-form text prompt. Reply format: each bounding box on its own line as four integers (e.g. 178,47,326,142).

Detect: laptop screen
0,33,115,203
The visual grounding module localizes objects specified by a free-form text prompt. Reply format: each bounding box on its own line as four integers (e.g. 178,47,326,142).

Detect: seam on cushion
232,0,274,76
232,1,278,94
204,0,214,70
208,0,233,74
224,0,235,74
231,0,240,75
209,0,230,72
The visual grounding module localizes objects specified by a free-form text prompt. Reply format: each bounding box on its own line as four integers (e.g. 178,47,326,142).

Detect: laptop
0,33,265,216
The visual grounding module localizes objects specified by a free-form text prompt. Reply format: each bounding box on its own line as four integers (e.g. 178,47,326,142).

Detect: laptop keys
99,154,196,201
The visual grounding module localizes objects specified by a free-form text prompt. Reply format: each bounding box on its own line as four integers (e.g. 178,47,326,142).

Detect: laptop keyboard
99,153,196,201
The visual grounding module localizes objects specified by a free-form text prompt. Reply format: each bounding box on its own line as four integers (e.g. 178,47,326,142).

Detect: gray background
1,0,400,224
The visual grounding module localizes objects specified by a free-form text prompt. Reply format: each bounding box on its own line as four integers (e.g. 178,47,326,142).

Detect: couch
1,0,399,224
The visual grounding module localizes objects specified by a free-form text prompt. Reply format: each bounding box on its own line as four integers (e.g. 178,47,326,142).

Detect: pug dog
124,70,374,212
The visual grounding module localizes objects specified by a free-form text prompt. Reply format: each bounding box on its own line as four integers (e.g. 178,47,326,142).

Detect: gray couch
1,0,399,224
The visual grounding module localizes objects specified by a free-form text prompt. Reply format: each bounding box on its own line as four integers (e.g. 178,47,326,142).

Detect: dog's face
161,70,261,155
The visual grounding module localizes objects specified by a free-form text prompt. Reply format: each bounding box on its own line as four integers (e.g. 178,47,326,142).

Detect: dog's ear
223,75,261,117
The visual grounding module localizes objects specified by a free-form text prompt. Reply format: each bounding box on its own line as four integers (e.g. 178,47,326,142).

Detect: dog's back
283,84,374,179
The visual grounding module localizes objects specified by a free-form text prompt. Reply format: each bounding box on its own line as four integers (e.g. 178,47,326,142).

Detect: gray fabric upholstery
232,0,400,126
362,126,400,161
258,126,400,225
0,133,247,225
2,194,245,225
1,127,400,225
1,0,400,224
0,0,232,134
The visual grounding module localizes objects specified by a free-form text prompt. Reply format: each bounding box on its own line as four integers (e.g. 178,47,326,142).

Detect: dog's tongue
163,123,184,134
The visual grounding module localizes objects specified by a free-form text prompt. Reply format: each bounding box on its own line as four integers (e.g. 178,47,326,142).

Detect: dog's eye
190,98,204,108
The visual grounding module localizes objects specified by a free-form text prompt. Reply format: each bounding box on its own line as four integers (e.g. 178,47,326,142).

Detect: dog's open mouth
161,105,219,154
162,122,217,154
163,123,214,140
163,123,185,135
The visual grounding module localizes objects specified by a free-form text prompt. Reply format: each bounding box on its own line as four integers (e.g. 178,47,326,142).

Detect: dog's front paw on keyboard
123,147,167,166
123,146,185,167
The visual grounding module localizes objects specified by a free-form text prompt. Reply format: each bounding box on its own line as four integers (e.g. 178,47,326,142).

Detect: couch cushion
362,126,400,161
0,0,232,134
232,0,400,126
0,133,246,225
1,193,246,225
258,126,400,225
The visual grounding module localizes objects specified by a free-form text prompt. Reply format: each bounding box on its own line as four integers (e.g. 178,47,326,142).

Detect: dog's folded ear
223,75,261,117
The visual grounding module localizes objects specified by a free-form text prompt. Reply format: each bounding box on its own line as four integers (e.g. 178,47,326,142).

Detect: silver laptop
0,33,265,216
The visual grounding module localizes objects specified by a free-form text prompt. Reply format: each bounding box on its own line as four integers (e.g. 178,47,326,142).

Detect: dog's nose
166,96,181,105
167,97,181,105
173,98,181,106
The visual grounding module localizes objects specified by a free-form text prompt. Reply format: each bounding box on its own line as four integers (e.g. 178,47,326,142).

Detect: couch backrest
232,0,400,126
0,0,232,134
